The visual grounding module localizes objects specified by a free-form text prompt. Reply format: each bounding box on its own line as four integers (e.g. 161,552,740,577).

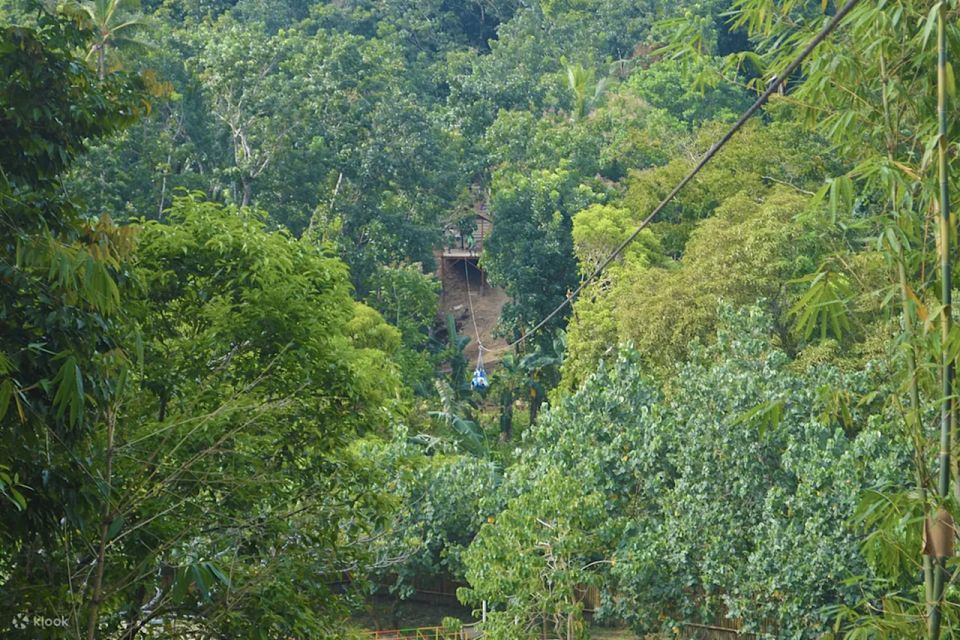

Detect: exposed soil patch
437,257,509,367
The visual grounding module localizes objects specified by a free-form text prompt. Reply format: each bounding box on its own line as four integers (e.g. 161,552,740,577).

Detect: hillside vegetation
2,0,960,638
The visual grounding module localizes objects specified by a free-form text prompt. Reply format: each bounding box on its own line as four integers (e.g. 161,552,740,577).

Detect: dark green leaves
170,561,231,604
0,12,145,192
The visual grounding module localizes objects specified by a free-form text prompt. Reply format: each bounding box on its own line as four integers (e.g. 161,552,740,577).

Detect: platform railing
366,623,481,639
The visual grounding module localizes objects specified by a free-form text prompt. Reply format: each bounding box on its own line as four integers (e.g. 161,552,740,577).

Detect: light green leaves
474,306,901,637
790,267,854,341
0,465,27,511
824,175,855,223
921,2,944,50
853,488,926,584
461,470,604,640
565,62,607,120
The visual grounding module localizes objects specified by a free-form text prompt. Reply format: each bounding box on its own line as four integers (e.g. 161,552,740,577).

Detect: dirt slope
438,258,509,367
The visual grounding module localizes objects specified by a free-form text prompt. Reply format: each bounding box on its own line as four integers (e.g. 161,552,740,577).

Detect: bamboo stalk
930,1,952,636
898,253,935,610
86,408,117,640
883,36,936,607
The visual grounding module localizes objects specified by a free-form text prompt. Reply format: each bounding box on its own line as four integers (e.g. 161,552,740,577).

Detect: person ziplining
463,259,489,391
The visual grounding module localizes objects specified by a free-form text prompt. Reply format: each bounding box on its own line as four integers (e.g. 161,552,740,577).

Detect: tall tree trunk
499,390,514,442
241,177,252,208
158,153,171,219
122,583,146,640
97,41,106,80
529,393,543,425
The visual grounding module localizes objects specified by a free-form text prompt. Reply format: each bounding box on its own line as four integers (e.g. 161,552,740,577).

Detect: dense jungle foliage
2,0,960,638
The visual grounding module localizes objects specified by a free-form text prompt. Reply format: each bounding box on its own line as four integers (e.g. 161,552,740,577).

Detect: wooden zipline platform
440,206,492,261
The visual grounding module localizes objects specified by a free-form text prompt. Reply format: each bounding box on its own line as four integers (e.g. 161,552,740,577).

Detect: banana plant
517,334,564,425
493,333,566,439
438,313,471,398
429,379,487,456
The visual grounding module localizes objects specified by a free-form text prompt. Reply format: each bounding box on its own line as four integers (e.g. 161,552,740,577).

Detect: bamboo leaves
921,2,944,51
853,488,927,586
0,464,27,511
827,175,856,222
790,267,854,341
730,397,784,439
51,355,85,426
0,379,12,423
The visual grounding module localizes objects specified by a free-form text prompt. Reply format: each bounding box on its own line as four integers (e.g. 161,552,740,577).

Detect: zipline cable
502,0,862,350
463,257,487,353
